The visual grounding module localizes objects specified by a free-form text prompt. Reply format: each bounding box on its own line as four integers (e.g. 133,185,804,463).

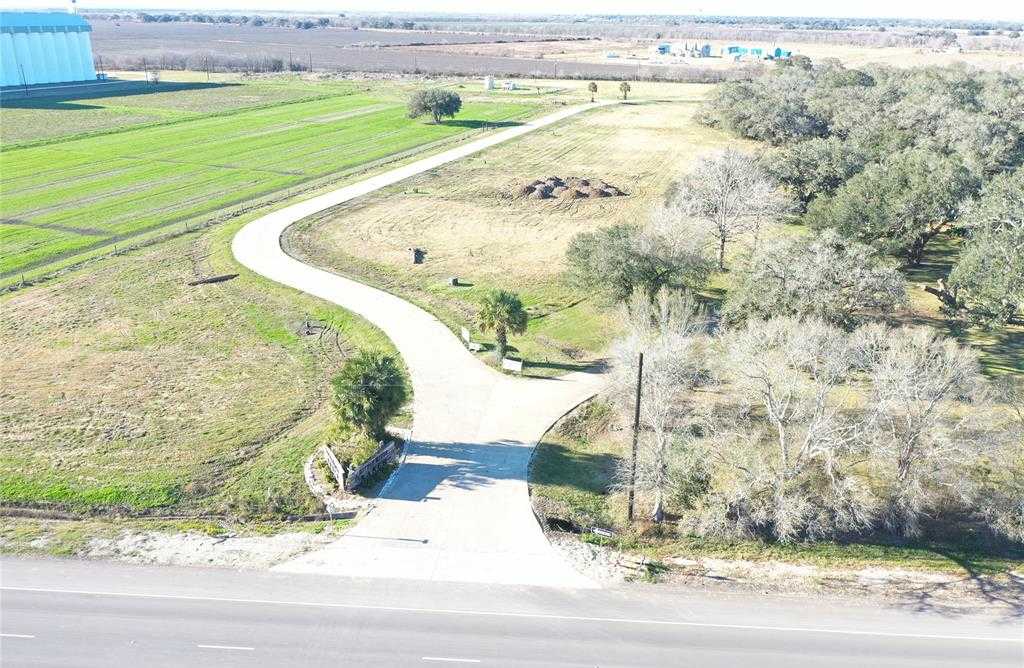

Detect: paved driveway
233,104,610,588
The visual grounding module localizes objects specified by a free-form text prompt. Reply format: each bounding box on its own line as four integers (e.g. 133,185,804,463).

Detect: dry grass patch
289,92,744,373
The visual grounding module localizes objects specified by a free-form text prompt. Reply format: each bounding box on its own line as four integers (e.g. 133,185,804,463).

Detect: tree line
561,59,1022,545
702,58,1023,330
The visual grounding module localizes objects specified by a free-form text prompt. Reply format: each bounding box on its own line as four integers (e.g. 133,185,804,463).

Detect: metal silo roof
0,11,92,33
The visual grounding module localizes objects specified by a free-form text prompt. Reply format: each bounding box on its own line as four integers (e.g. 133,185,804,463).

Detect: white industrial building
1,11,97,87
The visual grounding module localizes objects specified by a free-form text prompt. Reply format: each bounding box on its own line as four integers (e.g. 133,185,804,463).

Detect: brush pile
513,176,627,200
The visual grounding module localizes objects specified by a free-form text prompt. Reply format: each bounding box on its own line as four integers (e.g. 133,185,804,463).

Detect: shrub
331,350,407,441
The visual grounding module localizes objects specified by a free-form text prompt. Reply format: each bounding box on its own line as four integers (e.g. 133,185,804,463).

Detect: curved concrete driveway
233,103,611,588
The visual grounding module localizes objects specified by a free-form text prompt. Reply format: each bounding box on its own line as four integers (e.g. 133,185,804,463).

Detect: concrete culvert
546,517,581,533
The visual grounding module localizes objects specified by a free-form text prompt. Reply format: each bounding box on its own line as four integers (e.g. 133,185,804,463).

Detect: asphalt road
2,558,1021,667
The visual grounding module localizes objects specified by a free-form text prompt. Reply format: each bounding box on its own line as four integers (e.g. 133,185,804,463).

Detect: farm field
0,78,332,146
0,77,537,280
288,84,740,373
87,20,722,82
415,37,1024,71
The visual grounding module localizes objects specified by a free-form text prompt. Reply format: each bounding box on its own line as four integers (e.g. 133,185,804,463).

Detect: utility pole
308,51,313,73
627,351,644,523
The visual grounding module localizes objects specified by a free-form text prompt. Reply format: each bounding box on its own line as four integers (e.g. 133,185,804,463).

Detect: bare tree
612,289,709,522
723,229,907,328
694,317,875,542
666,149,792,270
854,324,995,537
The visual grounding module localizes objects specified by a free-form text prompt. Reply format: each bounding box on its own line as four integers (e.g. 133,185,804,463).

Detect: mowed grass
0,79,333,146
0,82,536,277
289,86,741,375
0,210,395,516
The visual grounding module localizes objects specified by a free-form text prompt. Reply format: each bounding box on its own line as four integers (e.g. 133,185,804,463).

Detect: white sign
502,358,524,373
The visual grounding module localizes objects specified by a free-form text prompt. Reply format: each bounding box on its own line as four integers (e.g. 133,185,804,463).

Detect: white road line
0,633,36,639
3,586,1020,644
422,658,481,663
197,644,255,651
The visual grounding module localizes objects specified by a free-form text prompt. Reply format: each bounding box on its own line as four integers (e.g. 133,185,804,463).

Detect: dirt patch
84,527,342,569
509,175,628,200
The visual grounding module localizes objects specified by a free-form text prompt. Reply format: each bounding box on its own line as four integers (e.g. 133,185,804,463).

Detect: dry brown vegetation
288,85,744,371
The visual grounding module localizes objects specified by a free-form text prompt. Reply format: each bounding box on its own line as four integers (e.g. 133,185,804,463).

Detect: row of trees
610,292,1022,543
701,61,1024,329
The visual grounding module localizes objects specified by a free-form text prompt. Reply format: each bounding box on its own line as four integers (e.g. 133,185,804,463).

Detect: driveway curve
233,103,611,588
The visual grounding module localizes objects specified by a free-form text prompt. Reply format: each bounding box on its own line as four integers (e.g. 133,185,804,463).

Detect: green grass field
0,74,541,518
0,79,535,279
0,209,397,517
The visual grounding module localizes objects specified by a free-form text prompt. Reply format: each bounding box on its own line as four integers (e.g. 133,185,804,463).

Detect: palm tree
477,289,528,363
619,81,631,100
588,81,598,102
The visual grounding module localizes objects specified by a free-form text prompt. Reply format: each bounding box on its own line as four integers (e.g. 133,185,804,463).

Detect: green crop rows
0,89,534,277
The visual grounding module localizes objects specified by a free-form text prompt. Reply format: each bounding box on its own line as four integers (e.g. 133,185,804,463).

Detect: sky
1,0,1021,22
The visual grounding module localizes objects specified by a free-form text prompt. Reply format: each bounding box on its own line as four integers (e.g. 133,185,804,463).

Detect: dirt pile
512,176,627,200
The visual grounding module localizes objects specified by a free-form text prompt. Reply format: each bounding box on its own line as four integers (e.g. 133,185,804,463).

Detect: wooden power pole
627,351,644,523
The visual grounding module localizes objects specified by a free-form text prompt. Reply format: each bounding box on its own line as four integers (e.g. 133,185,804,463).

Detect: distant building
1,11,97,87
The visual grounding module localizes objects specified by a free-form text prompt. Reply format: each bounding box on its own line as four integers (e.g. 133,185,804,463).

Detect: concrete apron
233,103,612,589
